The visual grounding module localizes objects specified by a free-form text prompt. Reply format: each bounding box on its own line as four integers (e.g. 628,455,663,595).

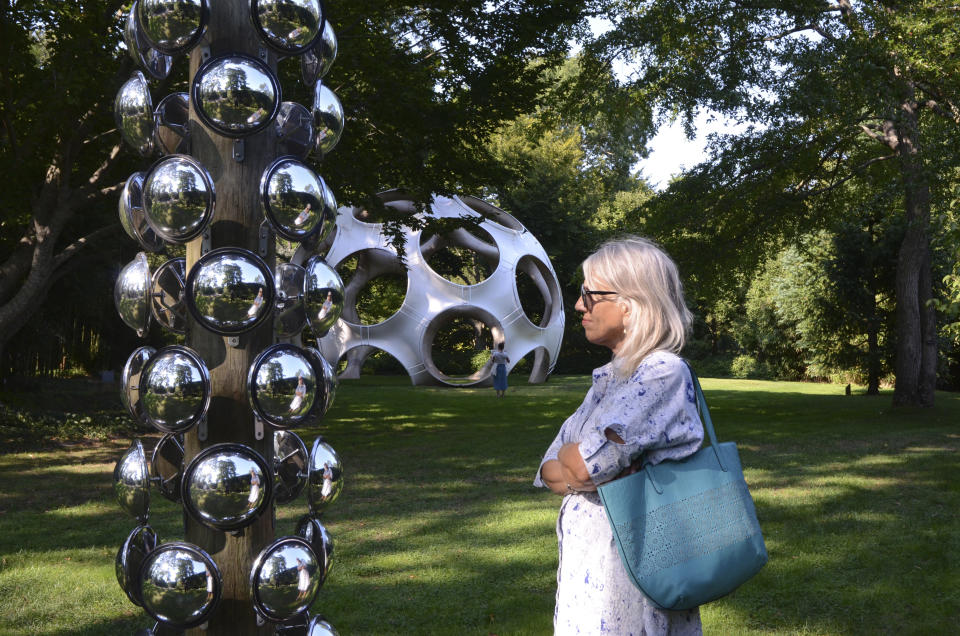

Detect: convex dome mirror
307,437,342,515
116,524,158,607
301,19,337,87
115,71,155,157
275,102,314,158
274,430,309,504
182,443,272,531
311,83,343,157
124,1,172,80
119,172,165,252
115,252,152,338
151,433,184,502
260,156,335,242
310,346,338,413
186,247,276,335
192,54,280,138
143,154,215,243
295,514,333,580
250,537,322,622
137,0,209,56
114,439,150,523
154,92,190,154
274,262,307,338
276,614,340,636
139,345,211,434
121,346,156,422
150,257,187,333
304,257,344,337
138,541,221,628
249,344,329,429
251,0,324,55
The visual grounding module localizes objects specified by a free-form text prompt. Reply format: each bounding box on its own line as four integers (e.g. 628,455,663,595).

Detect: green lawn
0,376,957,635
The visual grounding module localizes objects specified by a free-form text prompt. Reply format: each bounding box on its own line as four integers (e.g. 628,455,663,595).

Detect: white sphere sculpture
301,191,564,386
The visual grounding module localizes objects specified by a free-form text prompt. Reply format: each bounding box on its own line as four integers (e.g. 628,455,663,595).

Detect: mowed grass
0,376,957,635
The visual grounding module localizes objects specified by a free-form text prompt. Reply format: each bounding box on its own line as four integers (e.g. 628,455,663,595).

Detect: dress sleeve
577,354,704,486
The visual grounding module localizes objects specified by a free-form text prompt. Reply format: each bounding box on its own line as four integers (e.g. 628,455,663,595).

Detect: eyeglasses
580,285,617,311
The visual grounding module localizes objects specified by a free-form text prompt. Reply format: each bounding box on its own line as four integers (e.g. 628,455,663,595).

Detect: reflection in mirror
119,172,165,252
301,19,337,87
307,437,342,515
252,0,324,55
249,344,325,429
260,157,333,242
274,430,309,504
154,92,190,155
250,537,321,622
151,433,184,502
274,262,307,338
115,71,155,157
139,345,211,434
122,346,157,423
150,257,187,333
138,541,221,628
193,54,280,138
306,616,340,636
303,257,344,338
115,252,152,338
311,83,343,157
275,101,314,158
114,439,150,523
137,0,208,55
295,514,333,579
306,347,337,413
182,443,272,531
116,524,158,607
125,1,172,80
143,154,215,243
186,247,276,335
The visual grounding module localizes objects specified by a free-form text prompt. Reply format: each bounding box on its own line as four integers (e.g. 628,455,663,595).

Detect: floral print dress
534,351,705,635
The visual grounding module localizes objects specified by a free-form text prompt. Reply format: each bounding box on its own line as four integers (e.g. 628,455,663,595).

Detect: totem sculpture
310,192,565,386
111,1,347,634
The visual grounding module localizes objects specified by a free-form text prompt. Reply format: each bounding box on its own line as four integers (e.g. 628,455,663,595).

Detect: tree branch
797,153,896,200
52,224,118,269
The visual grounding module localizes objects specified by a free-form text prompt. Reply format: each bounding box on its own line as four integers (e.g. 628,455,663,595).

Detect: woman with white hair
535,235,704,635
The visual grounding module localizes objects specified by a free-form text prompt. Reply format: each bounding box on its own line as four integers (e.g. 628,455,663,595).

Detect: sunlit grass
0,375,957,634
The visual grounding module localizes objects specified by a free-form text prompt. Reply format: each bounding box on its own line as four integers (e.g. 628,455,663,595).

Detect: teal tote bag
597,362,767,610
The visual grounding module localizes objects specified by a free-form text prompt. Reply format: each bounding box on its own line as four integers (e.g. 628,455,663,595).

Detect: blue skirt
493,363,508,391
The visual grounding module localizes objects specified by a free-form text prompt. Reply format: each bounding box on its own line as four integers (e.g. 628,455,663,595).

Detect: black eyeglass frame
580,285,617,311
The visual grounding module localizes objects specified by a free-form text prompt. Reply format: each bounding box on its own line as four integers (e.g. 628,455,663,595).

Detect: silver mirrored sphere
249,344,324,429
115,71,155,157
115,252,152,338
274,262,307,338
139,345,211,434
182,443,273,531
295,515,333,579
151,433,184,502
252,0,324,54
138,542,221,628
307,437,342,515
306,347,337,413
311,83,343,157
125,1,173,80
119,172,165,252
137,0,208,55
276,614,340,636
307,617,340,636
301,20,337,87
116,524,158,607
273,430,309,504
143,154,215,243
121,346,157,422
150,257,187,334
114,439,150,523
260,157,334,242
186,247,276,335
275,101,314,158
250,537,322,622
154,92,191,155
304,256,344,337
192,54,280,138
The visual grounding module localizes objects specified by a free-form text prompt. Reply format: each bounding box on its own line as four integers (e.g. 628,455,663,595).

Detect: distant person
294,202,312,227
247,287,264,318
317,291,334,322
289,373,307,412
534,236,705,635
320,462,334,499
247,468,261,507
490,342,510,398
295,557,311,601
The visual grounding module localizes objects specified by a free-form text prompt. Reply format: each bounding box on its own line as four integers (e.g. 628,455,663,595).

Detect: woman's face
575,278,628,353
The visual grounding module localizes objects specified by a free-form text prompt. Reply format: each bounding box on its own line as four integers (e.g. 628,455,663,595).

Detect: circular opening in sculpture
422,308,500,385
515,255,562,328
336,251,407,326
457,195,525,231
419,224,499,285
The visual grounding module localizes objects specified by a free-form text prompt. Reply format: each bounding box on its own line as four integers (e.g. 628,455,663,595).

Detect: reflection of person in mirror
296,557,311,600
317,291,333,322
247,287,264,317
321,462,334,498
490,342,510,398
247,468,261,505
206,572,214,601
294,202,311,227
288,372,306,412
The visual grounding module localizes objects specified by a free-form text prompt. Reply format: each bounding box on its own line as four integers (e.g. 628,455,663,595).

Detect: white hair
582,235,693,377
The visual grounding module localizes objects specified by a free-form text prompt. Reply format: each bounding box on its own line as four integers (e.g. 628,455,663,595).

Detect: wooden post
183,2,276,634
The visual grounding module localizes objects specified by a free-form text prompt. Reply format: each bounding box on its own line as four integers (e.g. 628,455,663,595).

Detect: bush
730,355,774,380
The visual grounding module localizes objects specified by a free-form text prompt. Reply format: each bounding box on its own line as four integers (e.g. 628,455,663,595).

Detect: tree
582,0,960,406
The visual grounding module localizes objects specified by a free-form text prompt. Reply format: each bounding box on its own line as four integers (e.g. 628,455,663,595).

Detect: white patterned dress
534,351,705,635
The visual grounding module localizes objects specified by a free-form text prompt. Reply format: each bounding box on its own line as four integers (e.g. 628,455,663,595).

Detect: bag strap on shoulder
682,360,727,472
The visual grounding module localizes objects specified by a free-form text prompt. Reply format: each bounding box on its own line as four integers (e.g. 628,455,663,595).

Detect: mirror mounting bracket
254,416,265,441
232,139,244,163
226,336,240,348
197,417,208,442
200,228,211,255
258,220,270,257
